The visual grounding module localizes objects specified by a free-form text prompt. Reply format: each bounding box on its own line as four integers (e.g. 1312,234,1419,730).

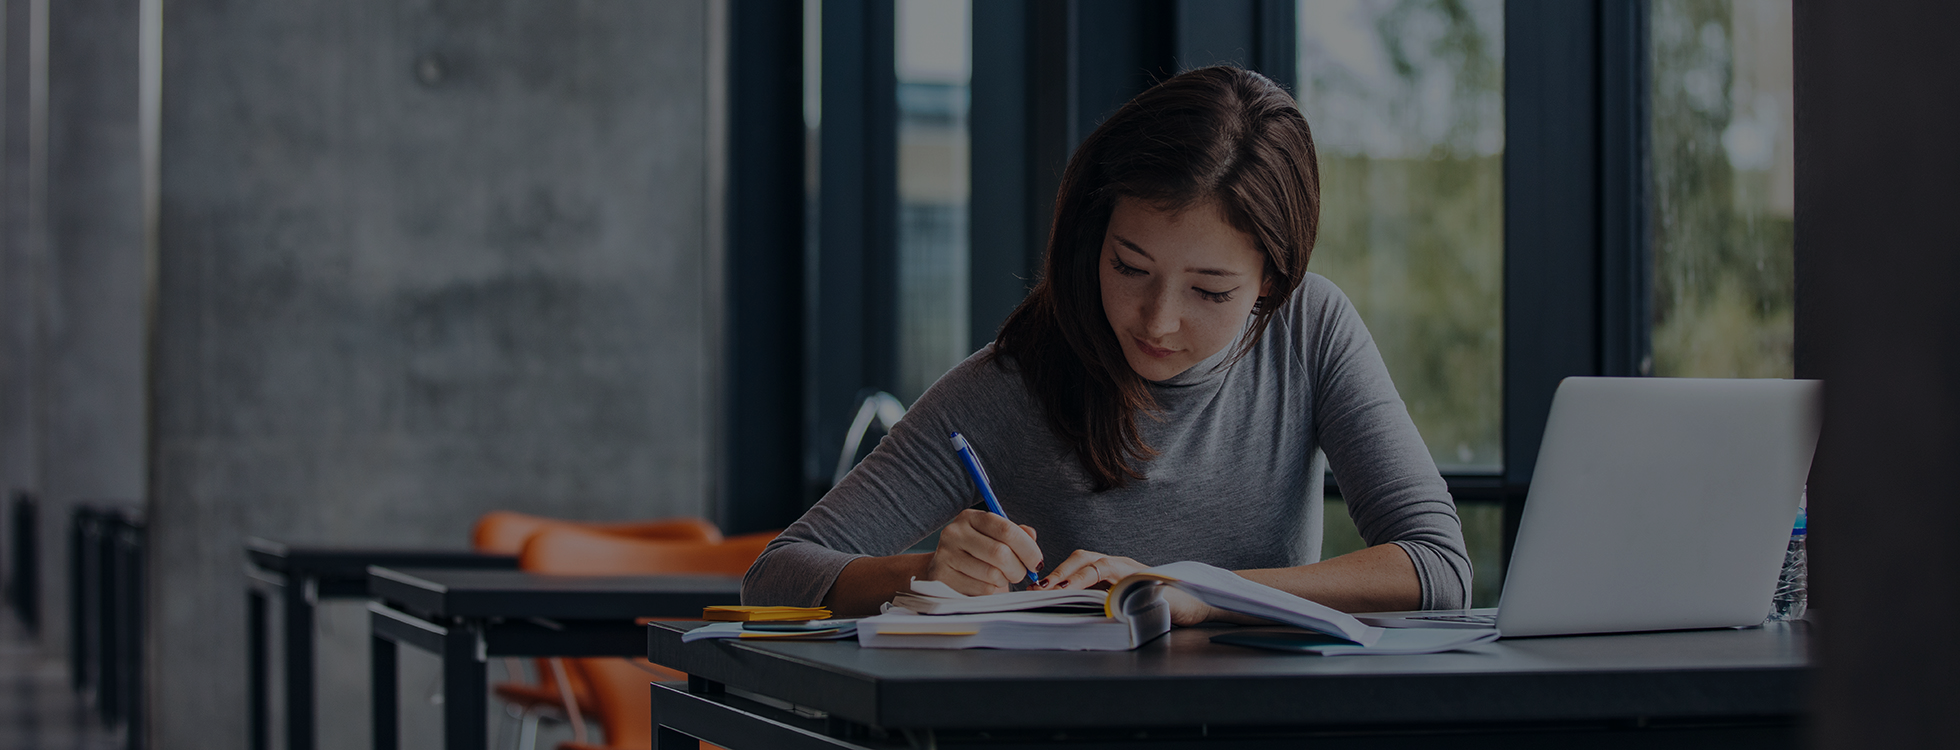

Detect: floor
0,612,124,750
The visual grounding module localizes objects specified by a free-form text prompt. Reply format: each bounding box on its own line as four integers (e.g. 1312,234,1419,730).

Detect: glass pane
1326,496,1504,607
894,0,972,403
1649,0,1794,378
1295,0,1505,474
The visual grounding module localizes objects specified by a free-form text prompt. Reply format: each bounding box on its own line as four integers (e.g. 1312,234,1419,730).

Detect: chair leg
548,658,589,745
517,709,541,750
493,701,519,750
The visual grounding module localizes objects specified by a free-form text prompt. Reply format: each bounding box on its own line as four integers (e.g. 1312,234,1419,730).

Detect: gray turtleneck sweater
744,273,1472,611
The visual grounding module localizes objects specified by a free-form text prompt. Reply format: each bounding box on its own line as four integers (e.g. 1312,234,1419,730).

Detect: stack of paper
859,611,1162,650
891,578,1106,615
701,605,831,622
860,576,1171,651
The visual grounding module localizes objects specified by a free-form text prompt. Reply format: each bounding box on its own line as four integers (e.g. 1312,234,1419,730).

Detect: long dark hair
990,66,1321,491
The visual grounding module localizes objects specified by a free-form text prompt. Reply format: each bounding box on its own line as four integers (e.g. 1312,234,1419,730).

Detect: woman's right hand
923,509,1044,595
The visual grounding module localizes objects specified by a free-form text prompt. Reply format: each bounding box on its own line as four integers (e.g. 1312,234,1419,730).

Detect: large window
1297,0,1507,606
1295,0,1505,475
894,0,973,403
1650,0,1793,379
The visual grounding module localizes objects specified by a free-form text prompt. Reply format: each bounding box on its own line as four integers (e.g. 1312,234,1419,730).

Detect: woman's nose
1140,285,1179,336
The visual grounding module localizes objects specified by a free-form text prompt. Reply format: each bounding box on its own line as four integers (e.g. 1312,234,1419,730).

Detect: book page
1114,561,1385,646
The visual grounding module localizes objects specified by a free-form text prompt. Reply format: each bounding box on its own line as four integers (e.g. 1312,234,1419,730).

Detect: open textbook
859,561,1498,654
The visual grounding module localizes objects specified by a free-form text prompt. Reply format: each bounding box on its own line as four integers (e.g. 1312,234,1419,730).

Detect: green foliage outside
1650,0,1795,378
1299,0,1507,606
1298,0,1506,472
1313,155,1504,471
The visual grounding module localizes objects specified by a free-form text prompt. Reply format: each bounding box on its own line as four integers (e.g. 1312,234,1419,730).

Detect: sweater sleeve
741,350,1007,606
1297,278,1474,610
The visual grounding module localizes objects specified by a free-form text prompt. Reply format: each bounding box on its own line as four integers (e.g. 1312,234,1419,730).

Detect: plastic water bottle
1768,507,1807,622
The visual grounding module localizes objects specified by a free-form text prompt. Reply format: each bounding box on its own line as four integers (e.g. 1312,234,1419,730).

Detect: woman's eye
1109,257,1147,277
1196,288,1236,303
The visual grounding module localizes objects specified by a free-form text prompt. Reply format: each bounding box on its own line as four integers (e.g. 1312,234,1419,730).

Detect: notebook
701,605,832,622
858,561,1496,653
1359,377,1822,637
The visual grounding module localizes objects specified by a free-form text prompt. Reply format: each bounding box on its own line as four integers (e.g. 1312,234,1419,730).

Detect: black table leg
372,632,398,750
443,620,487,750
655,725,694,749
96,521,119,723
284,575,316,750
247,589,268,750
68,514,87,692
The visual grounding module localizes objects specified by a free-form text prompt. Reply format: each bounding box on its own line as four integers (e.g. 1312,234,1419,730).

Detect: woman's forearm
1228,542,1422,618
821,553,933,617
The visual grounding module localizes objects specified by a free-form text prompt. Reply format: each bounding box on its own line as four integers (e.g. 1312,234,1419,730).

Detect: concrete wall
0,0,150,660
148,1,720,748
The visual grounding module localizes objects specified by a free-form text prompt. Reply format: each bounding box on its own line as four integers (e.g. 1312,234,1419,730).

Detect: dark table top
649,620,1810,730
245,537,517,579
369,567,743,621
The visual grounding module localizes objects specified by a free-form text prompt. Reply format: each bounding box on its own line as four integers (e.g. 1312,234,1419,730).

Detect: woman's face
1098,197,1270,382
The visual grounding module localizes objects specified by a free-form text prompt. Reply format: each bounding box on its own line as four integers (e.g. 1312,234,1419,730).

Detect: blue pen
949,431,1042,586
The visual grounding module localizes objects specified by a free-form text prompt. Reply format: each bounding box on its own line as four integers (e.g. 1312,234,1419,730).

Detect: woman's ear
1252,273,1278,313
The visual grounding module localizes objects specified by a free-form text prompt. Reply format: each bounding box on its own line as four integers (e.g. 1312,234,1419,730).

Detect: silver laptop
1359,377,1821,637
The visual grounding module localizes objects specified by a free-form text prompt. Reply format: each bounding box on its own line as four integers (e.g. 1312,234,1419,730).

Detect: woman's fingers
940,547,1014,594
1036,550,1096,589
1036,550,1145,590
926,510,1044,592
957,509,1044,577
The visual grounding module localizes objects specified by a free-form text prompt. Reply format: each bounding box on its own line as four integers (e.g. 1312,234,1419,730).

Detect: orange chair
474,511,722,554
520,526,778,750
519,528,777,578
559,658,668,750
474,512,722,750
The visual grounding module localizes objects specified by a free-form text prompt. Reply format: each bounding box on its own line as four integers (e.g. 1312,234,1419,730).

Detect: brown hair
990,66,1321,491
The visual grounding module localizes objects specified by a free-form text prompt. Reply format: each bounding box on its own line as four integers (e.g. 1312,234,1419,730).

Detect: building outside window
894,0,973,404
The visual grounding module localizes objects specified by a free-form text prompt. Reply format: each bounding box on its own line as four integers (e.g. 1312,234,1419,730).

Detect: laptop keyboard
1409,613,1498,625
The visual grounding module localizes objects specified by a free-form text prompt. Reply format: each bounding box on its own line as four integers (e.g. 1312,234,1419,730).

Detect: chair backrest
518,526,778,577
565,658,681,750
473,511,722,555
481,512,724,732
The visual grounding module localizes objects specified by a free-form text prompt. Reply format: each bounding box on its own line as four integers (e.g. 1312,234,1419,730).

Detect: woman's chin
1128,353,1193,383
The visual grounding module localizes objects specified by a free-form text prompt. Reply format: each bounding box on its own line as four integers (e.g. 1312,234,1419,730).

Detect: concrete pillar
0,0,45,613
38,0,148,663
0,0,149,664
149,1,720,748
44,0,147,510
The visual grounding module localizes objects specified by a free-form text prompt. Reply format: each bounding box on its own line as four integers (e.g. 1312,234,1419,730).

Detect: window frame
726,0,1662,568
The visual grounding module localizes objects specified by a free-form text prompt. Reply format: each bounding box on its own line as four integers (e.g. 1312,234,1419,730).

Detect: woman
744,66,1470,625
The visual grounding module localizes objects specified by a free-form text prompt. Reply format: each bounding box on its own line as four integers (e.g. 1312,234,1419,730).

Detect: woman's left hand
1035,550,1215,626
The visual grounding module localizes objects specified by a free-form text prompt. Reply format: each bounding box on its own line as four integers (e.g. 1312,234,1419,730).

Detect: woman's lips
1134,337,1176,359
